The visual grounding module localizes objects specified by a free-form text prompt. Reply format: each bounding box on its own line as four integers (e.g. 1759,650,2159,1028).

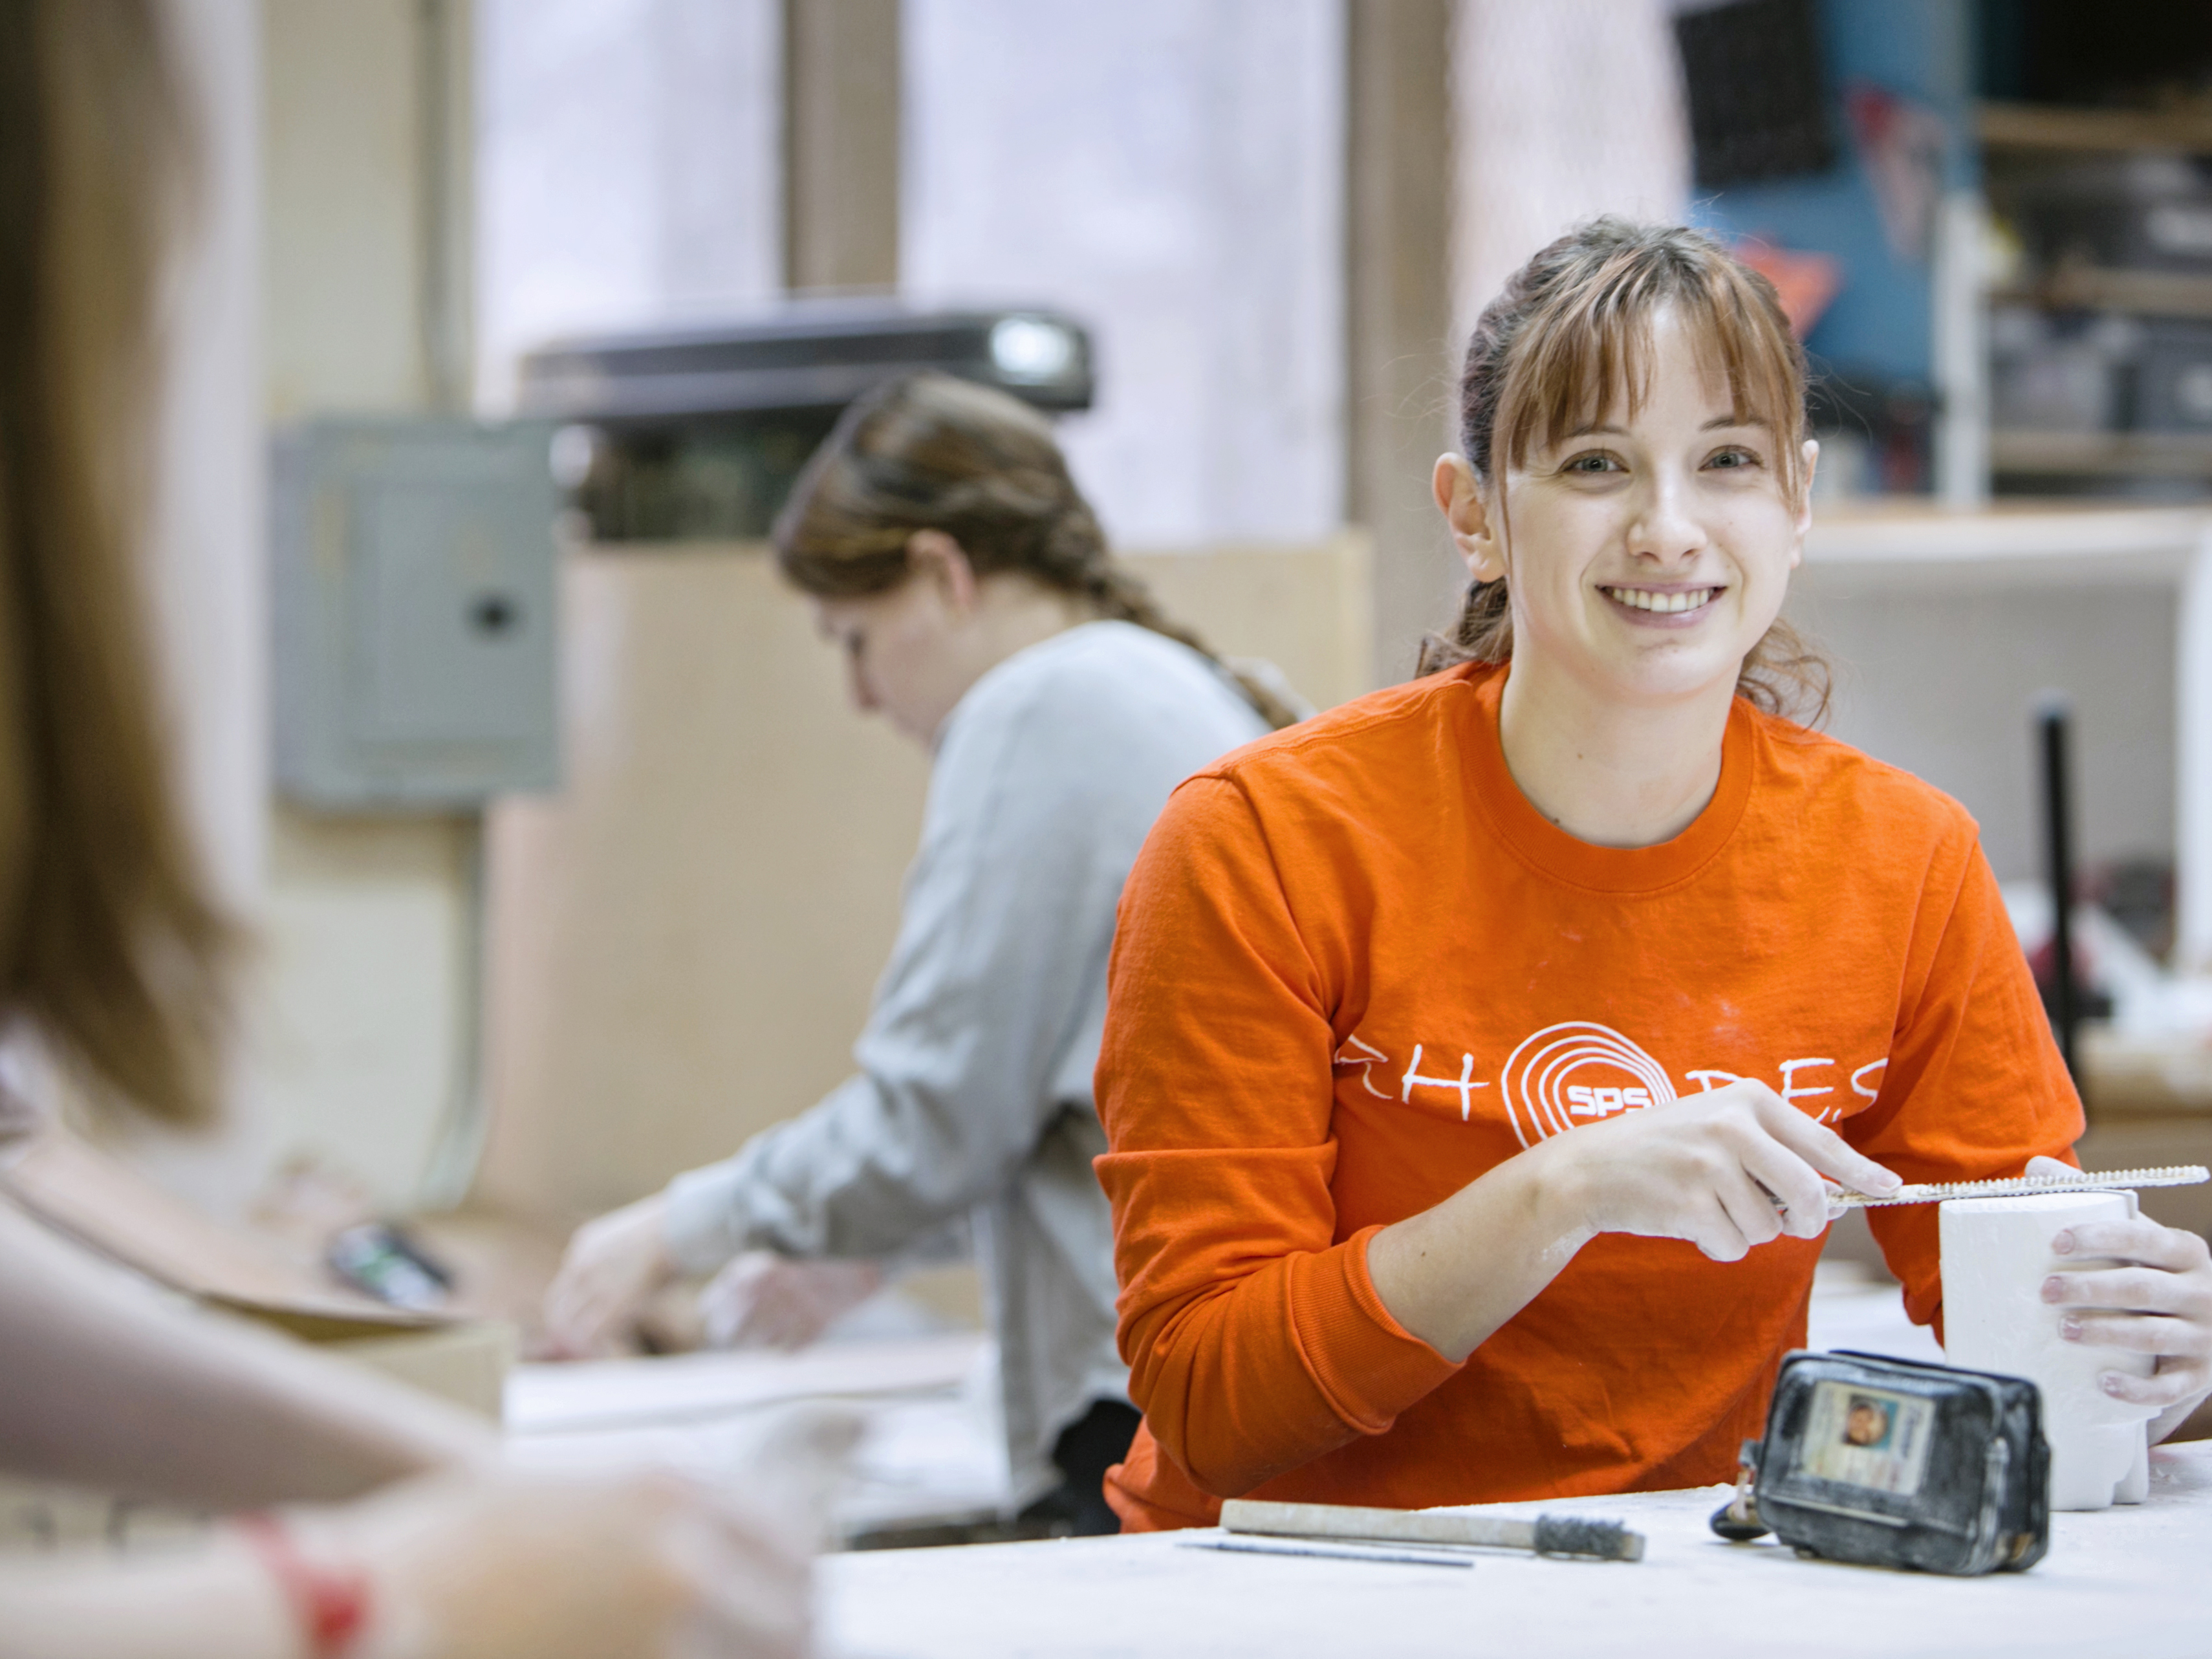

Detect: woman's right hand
543,1195,678,1358
1541,1077,1902,1260
321,1466,808,1659
1370,1078,1902,1361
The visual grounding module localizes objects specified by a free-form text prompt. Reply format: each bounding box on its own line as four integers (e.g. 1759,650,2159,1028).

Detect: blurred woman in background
544,371,1299,1533
0,5,807,1654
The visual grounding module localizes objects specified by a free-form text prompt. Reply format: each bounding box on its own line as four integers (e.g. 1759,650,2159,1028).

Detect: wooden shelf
1980,100,2212,155
1805,499,2210,574
1991,429,2212,478
1993,266,2212,321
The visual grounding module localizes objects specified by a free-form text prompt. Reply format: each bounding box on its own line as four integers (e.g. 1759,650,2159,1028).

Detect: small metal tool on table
1185,1497,1644,1570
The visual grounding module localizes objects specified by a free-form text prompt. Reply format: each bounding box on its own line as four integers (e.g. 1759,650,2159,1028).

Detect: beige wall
477,537,1372,1222
238,1,478,1209
263,3,428,417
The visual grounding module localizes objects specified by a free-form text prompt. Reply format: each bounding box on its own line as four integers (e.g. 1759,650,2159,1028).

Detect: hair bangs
1493,243,1808,503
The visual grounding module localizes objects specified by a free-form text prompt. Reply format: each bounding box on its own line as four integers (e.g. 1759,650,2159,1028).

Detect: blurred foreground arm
0,1465,812,1659
0,1198,492,1511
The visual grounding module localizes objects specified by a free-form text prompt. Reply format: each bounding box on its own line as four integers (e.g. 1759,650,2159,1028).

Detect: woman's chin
1580,642,1753,710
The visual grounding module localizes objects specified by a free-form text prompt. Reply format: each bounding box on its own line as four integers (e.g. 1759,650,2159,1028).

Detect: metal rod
1220,1497,1643,1561
2036,693,2079,1081
1182,1539,1474,1570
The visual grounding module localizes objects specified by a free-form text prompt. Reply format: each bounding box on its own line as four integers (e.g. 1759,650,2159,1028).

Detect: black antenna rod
2036,692,2079,1083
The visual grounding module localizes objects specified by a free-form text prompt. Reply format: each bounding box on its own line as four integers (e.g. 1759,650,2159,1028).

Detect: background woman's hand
700,1254,884,1352
543,1195,678,1358
320,1465,812,1659
1541,1078,1901,1261
2024,1156,2212,1440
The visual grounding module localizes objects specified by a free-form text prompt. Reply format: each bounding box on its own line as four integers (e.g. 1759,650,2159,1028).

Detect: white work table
503,1272,2209,1654
820,1440,2212,1659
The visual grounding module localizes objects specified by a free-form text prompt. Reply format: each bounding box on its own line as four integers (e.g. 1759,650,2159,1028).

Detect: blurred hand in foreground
324,1465,812,1659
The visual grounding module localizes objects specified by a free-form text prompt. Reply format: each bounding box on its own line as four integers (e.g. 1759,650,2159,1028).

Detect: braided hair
771,372,1302,731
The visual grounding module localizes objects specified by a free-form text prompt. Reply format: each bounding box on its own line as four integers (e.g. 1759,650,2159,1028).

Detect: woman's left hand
2030,1158,2212,1440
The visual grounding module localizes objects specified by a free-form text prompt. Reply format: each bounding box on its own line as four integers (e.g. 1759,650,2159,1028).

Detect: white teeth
1605,586,1716,613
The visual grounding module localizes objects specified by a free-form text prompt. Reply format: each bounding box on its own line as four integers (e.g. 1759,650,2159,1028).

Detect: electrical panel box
272,418,561,808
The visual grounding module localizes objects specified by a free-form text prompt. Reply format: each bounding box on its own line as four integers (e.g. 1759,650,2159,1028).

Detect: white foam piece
1940,1191,2156,1510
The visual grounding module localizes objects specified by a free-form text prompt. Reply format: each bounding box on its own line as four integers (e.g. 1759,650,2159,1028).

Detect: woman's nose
1626,471,1708,562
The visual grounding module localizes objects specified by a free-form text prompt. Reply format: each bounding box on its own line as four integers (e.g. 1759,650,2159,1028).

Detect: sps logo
1500,1022,1678,1147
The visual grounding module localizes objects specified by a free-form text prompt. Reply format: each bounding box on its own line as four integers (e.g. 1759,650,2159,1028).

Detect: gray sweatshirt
662,620,1272,1502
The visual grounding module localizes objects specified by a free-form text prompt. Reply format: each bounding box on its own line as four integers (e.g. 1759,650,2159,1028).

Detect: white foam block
1940,1191,2155,1510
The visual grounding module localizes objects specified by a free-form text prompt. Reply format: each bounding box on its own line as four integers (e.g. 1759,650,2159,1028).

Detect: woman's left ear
1789,439,1819,569
907,529,981,613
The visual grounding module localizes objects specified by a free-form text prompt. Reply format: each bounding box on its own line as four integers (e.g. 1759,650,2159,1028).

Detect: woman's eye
1563,452,1621,475
1706,446,1760,471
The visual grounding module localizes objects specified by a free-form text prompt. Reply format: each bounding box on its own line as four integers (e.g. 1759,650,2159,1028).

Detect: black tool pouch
1710,1350,2050,1576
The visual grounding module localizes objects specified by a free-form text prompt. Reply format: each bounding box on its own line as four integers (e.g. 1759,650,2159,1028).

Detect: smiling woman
1092,219,2212,1532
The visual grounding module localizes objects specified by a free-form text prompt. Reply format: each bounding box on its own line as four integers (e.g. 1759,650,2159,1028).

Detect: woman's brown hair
1419,217,1831,723
0,0,238,1125
772,371,1304,732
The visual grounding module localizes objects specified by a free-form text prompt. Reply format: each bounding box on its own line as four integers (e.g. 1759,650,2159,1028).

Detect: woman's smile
1599,581,1725,626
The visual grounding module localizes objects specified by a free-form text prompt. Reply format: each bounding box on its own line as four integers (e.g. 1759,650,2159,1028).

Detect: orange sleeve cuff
1288,1224,1463,1435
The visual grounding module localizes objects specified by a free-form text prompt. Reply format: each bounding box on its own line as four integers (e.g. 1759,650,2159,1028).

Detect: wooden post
1345,0,1458,685
783,0,901,294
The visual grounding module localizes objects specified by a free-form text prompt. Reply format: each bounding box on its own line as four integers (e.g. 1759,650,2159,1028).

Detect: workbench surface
819,1440,2212,1659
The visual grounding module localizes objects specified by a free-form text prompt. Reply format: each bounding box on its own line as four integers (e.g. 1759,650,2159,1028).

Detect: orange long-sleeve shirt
1094,663,2082,1530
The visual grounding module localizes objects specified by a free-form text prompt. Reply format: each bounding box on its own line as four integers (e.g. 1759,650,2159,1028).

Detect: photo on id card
1798,1379,1935,1496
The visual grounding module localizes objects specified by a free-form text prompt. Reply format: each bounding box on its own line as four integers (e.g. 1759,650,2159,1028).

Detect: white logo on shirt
1400,1043,1490,1121
1501,1022,1679,1148
1332,1035,1394,1099
1336,1023,1892,1144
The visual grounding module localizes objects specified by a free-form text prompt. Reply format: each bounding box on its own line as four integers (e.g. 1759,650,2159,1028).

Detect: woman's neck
965,574,1092,671
1495,651,1737,849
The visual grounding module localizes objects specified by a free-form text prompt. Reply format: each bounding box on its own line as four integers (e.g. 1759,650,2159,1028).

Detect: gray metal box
272,418,560,808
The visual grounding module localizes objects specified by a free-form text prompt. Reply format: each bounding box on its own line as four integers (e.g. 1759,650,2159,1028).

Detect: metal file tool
1832,1164,2208,1209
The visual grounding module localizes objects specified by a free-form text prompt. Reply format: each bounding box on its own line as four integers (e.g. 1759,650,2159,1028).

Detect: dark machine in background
1675,0,1836,191
516,302,1096,543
